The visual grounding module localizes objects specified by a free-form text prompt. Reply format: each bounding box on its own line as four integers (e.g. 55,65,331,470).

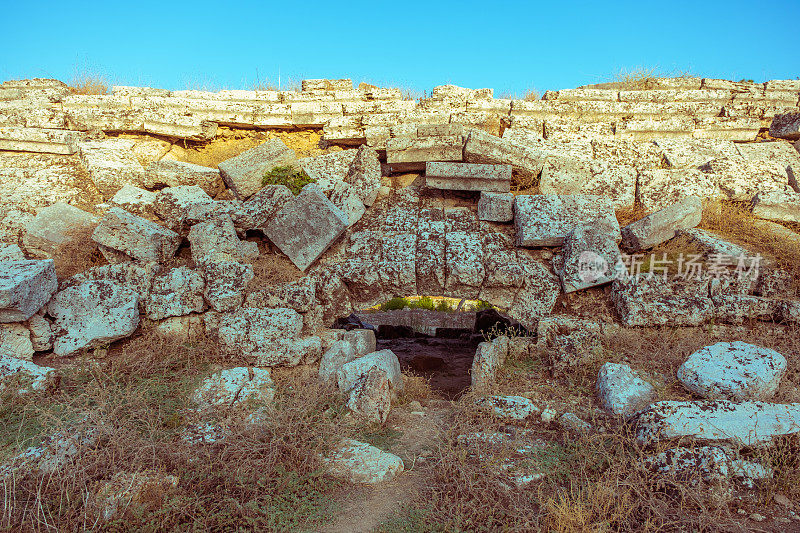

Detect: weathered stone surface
235,184,294,232
0,260,58,322
476,395,539,420
110,185,157,218
713,294,781,324
514,195,620,247
611,276,713,327
560,220,623,293
202,260,253,312
216,307,312,366
770,112,800,140
27,314,53,351
329,181,366,227
346,367,392,423
477,192,514,222
145,160,224,196
464,129,544,182
188,215,258,265
48,280,140,356
145,266,205,320
677,341,786,401
154,185,218,233
344,328,376,357
751,190,800,223
319,339,358,383
635,400,800,446
324,439,404,484
264,184,348,271
385,135,463,165
0,323,33,360
92,207,181,263
620,196,703,252
471,335,509,389
245,277,317,313
77,139,146,199
60,261,161,310
191,367,274,410
0,244,24,261
703,156,791,200
22,202,98,258
425,162,511,192
637,169,719,211
346,145,382,206
298,150,357,195
218,138,298,199
539,156,636,208
0,351,55,393
655,139,739,169
0,127,85,154
337,349,403,393
646,446,731,483
596,362,656,418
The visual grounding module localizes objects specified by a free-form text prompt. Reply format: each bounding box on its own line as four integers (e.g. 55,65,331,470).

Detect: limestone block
478,192,514,222
0,127,86,154
188,215,258,265
346,145,382,206
560,221,623,293
92,207,182,263
324,439,404,484
144,160,224,196
264,184,348,272
611,276,713,327
770,112,800,140
0,244,24,262
476,395,539,421
620,195,703,252
655,138,739,169
216,307,310,366
346,367,392,423
752,190,800,223
245,277,317,313
700,157,790,200
505,261,560,331
298,150,358,195
202,260,254,313
596,363,656,418
110,185,157,218
385,135,464,164
0,351,55,393
140,109,217,141
0,323,33,360
425,162,511,193
539,156,636,207
318,340,358,383
329,181,365,227
48,280,140,356
736,141,800,188
77,139,146,199
336,349,403,393
153,185,218,233
379,232,417,296
637,169,720,211
234,184,294,232
514,194,620,247
145,266,205,320
464,129,545,182
302,79,353,92
22,202,98,258
218,138,298,200
471,336,509,389
191,367,274,409
0,260,58,322
445,231,484,299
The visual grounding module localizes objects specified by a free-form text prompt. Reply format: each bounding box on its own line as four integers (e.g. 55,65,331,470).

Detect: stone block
385,135,464,166
218,138,298,200
477,192,514,222
77,139,146,199
597,363,656,418
514,194,620,247
0,260,58,322
770,112,800,141
336,349,403,393
464,129,545,183
560,221,623,293
187,215,258,265
92,207,182,263
539,156,636,208
751,190,800,223
0,127,85,154
110,185,157,218
620,195,703,252
144,160,224,197
425,162,511,192
264,184,348,271
22,202,98,258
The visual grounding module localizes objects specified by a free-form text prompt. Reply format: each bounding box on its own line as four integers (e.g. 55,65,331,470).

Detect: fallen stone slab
620,195,703,252
22,202,98,258
464,129,544,183
677,341,786,401
188,215,259,265
596,362,656,418
425,162,511,192
478,192,514,222
218,138,298,200
318,339,359,383
336,349,403,394
48,280,140,356
514,194,620,247
153,185,218,233
92,207,182,263
0,260,58,322
770,112,800,141
346,366,392,423
538,156,637,208
145,266,205,320
145,160,224,197
324,439,404,484
0,127,86,154
234,184,294,233
560,220,623,293
346,145,382,206
202,260,253,313
0,351,55,393
77,139,146,199
191,367,274,410
751,190,800,223
713,294,782,324
385,135,464,166
611,276,714,327
264,184,348,271
298,150,358,196
635,400,800,447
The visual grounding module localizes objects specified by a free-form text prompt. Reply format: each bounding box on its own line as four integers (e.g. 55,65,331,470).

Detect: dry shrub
396,371,437,404
52,224,106,279
68,70,109,95
247,252,303,289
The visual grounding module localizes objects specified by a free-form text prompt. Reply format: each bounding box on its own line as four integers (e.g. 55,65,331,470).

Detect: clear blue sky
2,0,798,96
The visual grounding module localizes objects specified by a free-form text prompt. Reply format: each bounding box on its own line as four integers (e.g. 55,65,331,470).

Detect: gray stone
216,307,312,366
346,145,382,206
596,363,656,418
478,192,514,222
464,129,544,182
145,266,206,320
0,127,85,154
425,162,512,192
27,314,53,351
0,323,33,360
337,349,403,393
476,395,539,420
48,280,140,356
245,277,317,313
318,339,358,383
92,207,182,263
22,202,98,258
677,341,787,401
298,150,357,196
329,181,366,227
637,169,720,211
0,244,24,262
264,184,348,271
324,439,404,484
0,260,58,322
188,215,259,265
191,367,274,410
346,367,392,423
655,139,739,169
539,156,636,208
202,260,253,312
154,185,217,233
0,351,55,393
385,136,463,165
234,184,294,232
145,160,224,196
559,413,591,433
770,112,800,141
471,335,509,389
514,194,620,247
218,138,298,199
560,220,623,293
110,185,157,218
611,276,713,327
77,139,146,199
621,196,703,252
60,261,161,311
635,400,800,446
344,329,376,357
646,446,731,483
752,190,800,223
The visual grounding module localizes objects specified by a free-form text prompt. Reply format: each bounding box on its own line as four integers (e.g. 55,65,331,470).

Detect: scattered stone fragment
234,184,294,232
324,439,404,484
0,350,55,393
48,280,140,356
476,395,540,420
596,362,656,418
620,195,703,252
471,335,509,389
646,446,730,483
560,220,623,293
514,195,620,247
191,367,275,410
0,323,33,360
677,341,787,401
154,185,218,233
109,185,157,218
346,366,392,423
27,314,53,351
264,184,348,271
218,138,298,199
188,215,258,265
751,190,800,223
337,349,403,393
0,259,58,322
22,202,98,258
319,339,358,383
478,191,514,222
92,207,181,263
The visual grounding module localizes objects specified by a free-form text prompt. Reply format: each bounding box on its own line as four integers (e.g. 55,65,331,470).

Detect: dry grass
52,224,106,280
608,66,696,90
68,67,109,95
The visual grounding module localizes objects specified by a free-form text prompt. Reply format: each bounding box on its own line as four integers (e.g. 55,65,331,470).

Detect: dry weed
52,224,106,280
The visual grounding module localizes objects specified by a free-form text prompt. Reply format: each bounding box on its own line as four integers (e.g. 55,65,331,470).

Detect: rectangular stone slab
264,184,348,271
0,260,58,322
514,195,620,247
425,162,511,192
218,138,298,200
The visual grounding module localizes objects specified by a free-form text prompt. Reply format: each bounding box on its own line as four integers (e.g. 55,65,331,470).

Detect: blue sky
2,0,798,95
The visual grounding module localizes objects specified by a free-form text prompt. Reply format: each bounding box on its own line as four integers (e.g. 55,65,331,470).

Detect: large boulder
677,341,787,401
218,138,298,200
611,275,713,327
346,366,392,423
336,349,403,393
48,280,140,356
145,266,206,320
92,207,182,263
620,195,703,252
560,220,623,293
514,194,619,247
0,260,58,323
596,362,656,418
769,112,800,141
751,190,800,223
22,202,98,258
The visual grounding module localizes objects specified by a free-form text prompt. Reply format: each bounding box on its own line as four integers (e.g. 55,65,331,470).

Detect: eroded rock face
770,112,800,141
471,335,509,389
559,220,622,293
0,351,55,393
677,341,787,401
751,190,800,223
92,207,181,263
596,362,656,418
0,260,58,323
48,280,140,356
145,266,205,320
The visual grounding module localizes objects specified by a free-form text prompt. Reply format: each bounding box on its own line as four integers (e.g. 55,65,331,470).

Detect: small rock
324,439,404,484
541,408,557,423
476,395,539,420
596,362,656,418
750,513,765,522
